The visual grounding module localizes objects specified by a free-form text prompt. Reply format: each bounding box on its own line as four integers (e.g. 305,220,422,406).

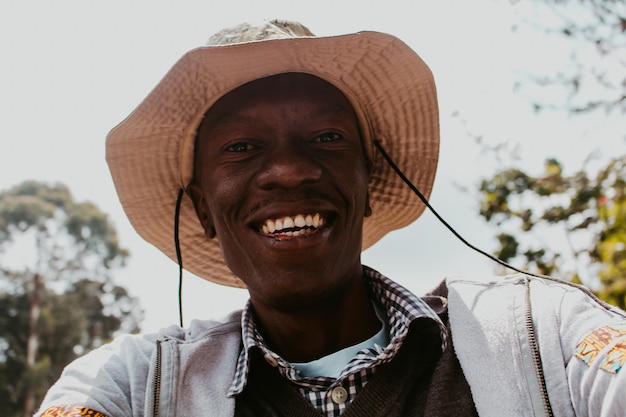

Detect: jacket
35,274,626,416
448,274,626,416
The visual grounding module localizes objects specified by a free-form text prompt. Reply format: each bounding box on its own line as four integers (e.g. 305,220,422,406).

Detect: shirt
228,266,447,416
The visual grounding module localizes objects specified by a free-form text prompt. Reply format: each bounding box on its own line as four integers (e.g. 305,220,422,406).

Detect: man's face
191,73,370,310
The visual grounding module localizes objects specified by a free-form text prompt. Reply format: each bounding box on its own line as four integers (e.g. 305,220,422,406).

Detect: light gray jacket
448,274,626,417
36,274,626,416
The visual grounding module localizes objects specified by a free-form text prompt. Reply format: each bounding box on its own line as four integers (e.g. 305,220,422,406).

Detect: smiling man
36,20,626,417
187,73,379,364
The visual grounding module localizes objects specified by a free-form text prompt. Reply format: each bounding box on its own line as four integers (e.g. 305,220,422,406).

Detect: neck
250,270,381,362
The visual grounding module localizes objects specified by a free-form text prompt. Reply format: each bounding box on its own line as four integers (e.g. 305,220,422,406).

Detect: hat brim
106,31,439,288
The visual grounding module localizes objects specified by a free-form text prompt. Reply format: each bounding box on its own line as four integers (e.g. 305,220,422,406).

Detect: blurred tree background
0,181,142,417
479,0,626,309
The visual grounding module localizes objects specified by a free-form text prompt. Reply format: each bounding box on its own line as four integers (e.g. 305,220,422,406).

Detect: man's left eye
315,132,342,143
226,142,255,152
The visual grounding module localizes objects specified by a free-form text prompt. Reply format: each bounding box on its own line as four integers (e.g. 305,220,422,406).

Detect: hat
106,20,439,288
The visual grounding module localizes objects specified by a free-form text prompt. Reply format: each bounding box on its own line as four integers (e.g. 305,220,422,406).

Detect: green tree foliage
0,181,142,417
479,156,626,309
479,0,625,309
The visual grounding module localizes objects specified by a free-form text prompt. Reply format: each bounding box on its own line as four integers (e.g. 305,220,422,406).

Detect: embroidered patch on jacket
40,405,108,417
599,340,626,374
574,323,626,374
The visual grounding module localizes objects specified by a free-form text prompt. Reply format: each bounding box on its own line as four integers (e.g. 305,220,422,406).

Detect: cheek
202,174,236,221
207,192,236,231
345,164,370,201
204,169,258,236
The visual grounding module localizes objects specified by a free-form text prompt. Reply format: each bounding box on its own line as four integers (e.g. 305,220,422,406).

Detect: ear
364,190,373,218
364,158,373,218
187,183,216,239
365,157,373,176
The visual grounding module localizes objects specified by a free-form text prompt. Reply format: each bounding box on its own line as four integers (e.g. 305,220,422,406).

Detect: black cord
373,139,549,280
174,188,185,327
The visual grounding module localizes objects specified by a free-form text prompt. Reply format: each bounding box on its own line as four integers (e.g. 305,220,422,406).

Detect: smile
259,213,326,238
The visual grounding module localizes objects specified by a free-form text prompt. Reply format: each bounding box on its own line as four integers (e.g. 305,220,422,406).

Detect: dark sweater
235,318,478,416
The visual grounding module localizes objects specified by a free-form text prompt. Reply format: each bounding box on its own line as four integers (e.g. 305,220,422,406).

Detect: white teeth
283,217,294,228
260,213,325,235
267,219,275,233
294,214,306,227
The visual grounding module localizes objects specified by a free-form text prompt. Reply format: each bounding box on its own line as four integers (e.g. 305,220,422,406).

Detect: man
36,20,626,416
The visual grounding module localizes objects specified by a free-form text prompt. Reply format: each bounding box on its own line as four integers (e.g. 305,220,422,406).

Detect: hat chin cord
372,139,552,281
171,141,552,329
174,188,185,327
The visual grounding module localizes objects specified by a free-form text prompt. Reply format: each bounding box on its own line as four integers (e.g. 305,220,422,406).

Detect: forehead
196,73,361,154
201,73,357,126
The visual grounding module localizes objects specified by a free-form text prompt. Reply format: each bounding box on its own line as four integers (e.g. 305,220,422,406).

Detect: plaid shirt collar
228,266,447,397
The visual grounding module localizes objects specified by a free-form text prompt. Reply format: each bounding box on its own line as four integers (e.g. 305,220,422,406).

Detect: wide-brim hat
106,20,440,288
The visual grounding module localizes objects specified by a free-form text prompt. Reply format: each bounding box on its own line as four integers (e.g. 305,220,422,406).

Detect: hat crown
206,19,315,46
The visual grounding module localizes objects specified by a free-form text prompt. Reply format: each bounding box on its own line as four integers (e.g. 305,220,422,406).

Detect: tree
479,156,626,309
0,181,142,417
511,0,625,115
477,1,626,309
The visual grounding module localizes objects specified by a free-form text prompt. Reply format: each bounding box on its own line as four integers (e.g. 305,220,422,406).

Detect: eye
226,142,256,152
314,132,343,143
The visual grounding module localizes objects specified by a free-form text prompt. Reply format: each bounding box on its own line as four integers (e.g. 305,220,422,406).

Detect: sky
1,0,623,332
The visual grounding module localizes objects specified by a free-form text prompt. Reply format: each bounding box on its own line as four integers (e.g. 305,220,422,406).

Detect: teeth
294,214,306,227
283,217,294,228
260,213,325,235
267,219,275,233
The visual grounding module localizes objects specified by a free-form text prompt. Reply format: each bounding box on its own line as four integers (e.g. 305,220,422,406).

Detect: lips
259,213,326,238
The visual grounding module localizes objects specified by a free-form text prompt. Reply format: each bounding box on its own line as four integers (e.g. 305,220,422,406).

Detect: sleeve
547,278,626,417
34,333,157,417
568,318,626,417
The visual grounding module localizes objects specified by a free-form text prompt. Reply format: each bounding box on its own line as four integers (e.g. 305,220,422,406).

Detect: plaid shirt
228,266,447,416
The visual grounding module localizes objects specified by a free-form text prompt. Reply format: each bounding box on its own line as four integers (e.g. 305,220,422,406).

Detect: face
190,73,371,311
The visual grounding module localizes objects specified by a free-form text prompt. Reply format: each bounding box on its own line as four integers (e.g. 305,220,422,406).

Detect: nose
256,141,322,189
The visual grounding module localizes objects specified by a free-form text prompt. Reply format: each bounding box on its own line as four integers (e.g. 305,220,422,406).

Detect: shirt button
263,353,278,367
330,386,348,404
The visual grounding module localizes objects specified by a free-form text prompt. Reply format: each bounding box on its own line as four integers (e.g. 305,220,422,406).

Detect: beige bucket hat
106,20,440,288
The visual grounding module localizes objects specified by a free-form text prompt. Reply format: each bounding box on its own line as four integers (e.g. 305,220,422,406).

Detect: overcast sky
1,0,622,332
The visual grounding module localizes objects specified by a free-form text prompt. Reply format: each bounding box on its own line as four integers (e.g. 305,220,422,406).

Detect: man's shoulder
157,309,243,343
446,273,623,315
445,272,594,300
445,273,525,287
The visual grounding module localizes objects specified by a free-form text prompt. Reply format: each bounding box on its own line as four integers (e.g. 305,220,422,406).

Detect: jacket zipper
152,340,162,417
524,278,554,417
